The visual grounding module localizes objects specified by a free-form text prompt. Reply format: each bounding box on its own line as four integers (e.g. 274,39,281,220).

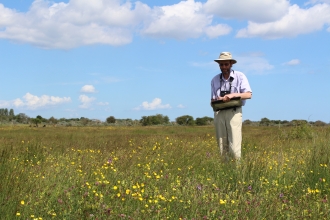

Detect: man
211,52,252,160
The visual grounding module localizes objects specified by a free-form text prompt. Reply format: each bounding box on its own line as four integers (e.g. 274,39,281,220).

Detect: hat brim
214,59,237,64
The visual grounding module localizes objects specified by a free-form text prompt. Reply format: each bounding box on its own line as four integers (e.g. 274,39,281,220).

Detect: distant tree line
0,108,328,127
243,117,328,127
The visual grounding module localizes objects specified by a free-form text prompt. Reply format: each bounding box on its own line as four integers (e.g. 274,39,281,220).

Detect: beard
221,68,231,75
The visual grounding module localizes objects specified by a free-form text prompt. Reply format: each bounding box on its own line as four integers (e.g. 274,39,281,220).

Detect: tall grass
0,125,329,219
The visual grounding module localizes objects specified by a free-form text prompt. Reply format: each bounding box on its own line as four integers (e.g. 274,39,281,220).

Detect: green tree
260,117,270,126
9,109,14,117
243,119,252,125
80,117,90,126
31,118,42,127
290,120,308,126
36,115,48,123
7,109,15,121
314,120,326,126
48,116,58,125
271,120,281,125
176,115,195,126
140,114,169,126
106,116,116,124
3,108,8,116
15,113,30,124
195,116,213,126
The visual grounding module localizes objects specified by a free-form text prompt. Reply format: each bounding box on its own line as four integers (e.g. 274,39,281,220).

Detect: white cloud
0,100,11,108
79,94,95,109
236,4,330,39
306,0,330,5
284,59,300,65
81,85,96,93
0,93,71,110
177,104,185,108
134,98,171,110
97,102,109,106
235,54,274,74
1,0,329,48
204,24,232,38
0,0,150,49
141,0,231,39
1,0,232,47
203,0,290,23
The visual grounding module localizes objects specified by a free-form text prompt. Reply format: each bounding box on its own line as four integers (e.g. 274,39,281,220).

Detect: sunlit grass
0,126,329,219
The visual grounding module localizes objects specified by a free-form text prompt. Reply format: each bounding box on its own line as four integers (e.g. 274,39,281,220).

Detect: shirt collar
221,70,235,81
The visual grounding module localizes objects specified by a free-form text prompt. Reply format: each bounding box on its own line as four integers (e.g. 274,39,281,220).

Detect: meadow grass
0,125,329,219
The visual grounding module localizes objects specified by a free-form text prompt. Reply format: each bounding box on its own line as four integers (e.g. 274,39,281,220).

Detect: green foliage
9,108,14,117
3,108,8,116
314,120,327,126
280,123,314,139
260,117,270,126
15,113,30,124
270,119,281,124
0,126,329,219
31,118,42,127
289,119,308,127
48,116,58,125
0,108,7,116
243,119,252,125
80,117,90,126
195,116,213,126
176,115,195,125
106,116,116,124
140,114,169,126
36,115,48,123
0,108,13,121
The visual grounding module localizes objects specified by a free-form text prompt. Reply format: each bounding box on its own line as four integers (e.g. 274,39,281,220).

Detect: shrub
176,115,195,126
280,123,314,139
106,116,116,124
140,114,169,126
195,116,213,126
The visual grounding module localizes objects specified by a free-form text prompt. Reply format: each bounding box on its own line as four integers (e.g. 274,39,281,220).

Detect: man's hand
211,97,223,102
222,94,235,102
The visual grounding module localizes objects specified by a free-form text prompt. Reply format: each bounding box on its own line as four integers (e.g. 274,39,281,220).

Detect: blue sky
0,0,329,122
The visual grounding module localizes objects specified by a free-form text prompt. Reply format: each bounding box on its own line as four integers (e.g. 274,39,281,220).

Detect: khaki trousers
214,107,242,159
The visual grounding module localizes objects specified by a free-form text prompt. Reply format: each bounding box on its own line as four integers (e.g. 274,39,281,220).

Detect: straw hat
214,52,237,64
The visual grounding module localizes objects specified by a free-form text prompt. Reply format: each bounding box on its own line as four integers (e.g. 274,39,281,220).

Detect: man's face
218,61,232,74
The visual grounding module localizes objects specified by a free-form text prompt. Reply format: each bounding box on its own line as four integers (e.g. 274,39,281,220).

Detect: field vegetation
0,124,329,219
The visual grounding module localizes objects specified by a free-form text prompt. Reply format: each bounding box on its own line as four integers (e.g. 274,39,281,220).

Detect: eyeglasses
219,63,230,67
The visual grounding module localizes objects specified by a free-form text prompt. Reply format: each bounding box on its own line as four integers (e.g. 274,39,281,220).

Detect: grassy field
0,125,329,219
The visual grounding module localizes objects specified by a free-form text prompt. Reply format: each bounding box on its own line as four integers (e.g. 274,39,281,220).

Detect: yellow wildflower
220,199,226,205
